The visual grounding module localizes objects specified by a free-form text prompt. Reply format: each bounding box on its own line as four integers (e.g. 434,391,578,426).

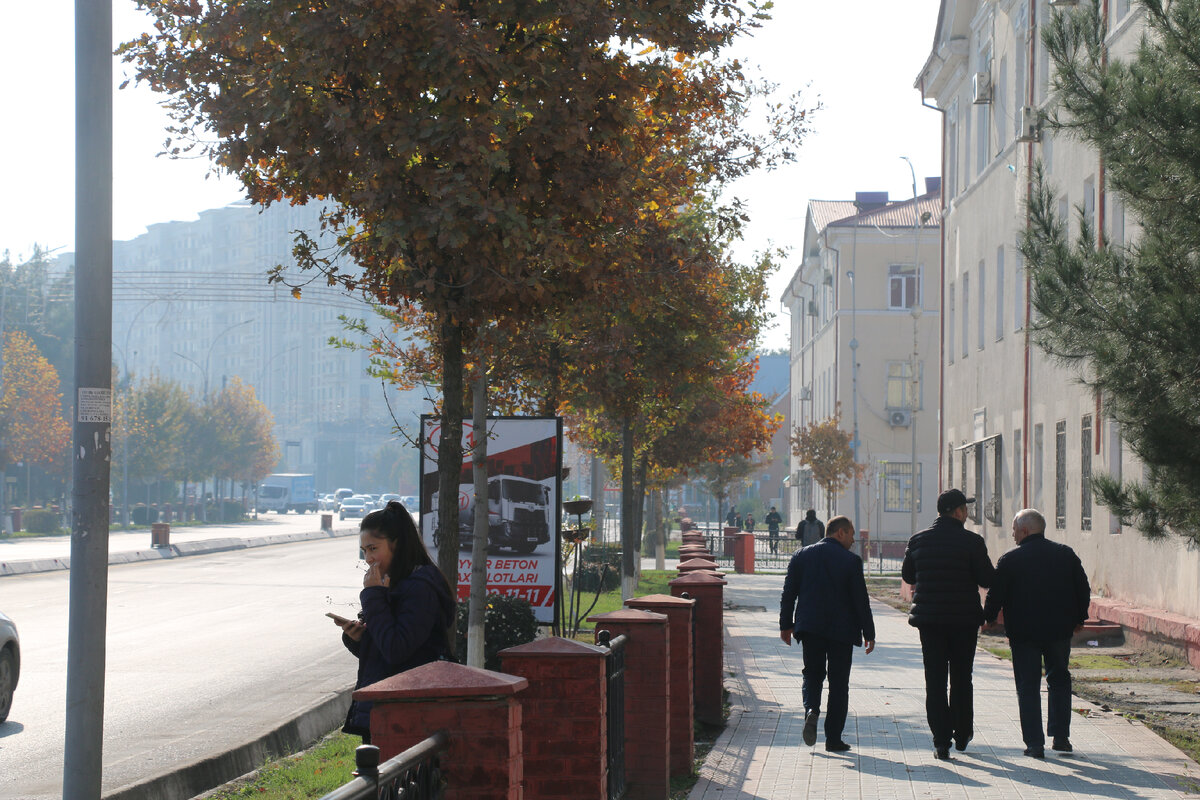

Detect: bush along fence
320,521,727,800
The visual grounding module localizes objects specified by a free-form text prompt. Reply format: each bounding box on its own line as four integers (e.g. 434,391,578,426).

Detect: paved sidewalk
693,573,1200,799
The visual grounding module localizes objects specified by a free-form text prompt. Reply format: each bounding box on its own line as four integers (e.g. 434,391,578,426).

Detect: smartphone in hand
326,612,352,626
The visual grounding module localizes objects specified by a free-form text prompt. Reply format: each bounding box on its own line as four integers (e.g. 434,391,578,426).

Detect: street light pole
902,156,923,537
847,270,861,535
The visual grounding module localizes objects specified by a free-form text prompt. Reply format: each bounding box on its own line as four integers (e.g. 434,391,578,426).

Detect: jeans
768,528,780,553
1010,637,1073,749
918,626,979,748
800,634,854,742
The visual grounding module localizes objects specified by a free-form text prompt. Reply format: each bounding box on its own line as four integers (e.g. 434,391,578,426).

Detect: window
1015,4,1028,136
1013,428,1023,514
1083,178,1096,238
996,246,1006,341
888,264,921,309
1110,194,1126,247
1037,0,1051,103
1033,423,1044,509
1058,194,1070,238
948,108,959,199
948,282,956,364
1081,414,1093,531
983,436,1003,524
978,260,987,350
883,462,922,513
962,273,970,358
997,55,1009,149
1108,419,1122,534
1055,419,1067,529
887,361,917,409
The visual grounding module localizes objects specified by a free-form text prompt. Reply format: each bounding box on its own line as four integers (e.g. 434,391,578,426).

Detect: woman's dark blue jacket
342,564,456,736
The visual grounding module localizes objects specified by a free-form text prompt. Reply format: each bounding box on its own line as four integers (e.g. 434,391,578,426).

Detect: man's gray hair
1013,508,1046,536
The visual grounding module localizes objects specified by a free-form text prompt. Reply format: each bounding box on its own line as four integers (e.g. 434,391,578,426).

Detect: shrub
24,508,61,534
131,504,158,525
581,543,621,567
574,561,620,593
454,593,539,671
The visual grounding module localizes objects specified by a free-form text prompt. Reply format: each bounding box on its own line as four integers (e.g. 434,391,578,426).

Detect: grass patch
1146,720,1200,765
581,570,677,620
1069,653,1132,670
983,645,1012,660
201,731,358,799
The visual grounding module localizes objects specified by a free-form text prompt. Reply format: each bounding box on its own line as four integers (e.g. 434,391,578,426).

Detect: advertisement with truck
433,475,552,555
256,473,318,514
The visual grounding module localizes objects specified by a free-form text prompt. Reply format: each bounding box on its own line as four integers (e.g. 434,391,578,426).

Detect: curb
104,687,354,800
0,527,359,577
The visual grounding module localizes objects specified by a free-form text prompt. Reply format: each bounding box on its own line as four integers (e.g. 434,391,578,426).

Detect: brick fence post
588,608,670,800
353,660,527,800
669,571,726,725
734,532,755,574
499,637,609,800
625,594,695,778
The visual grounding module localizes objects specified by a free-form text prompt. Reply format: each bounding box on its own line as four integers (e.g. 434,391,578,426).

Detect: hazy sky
0,1,942,351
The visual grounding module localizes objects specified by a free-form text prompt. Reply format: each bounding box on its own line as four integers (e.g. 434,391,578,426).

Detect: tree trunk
591,453,605,544
654,487,665,571
632,455,648,586
466,364,489,668
620,417,635,600
436,315,465,596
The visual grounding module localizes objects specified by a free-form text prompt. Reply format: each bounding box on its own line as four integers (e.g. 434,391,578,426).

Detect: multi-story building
783,186,942,540
61,201,427,492
916,2,1200,616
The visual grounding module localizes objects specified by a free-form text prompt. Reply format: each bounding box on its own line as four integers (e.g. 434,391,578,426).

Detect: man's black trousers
800,634,853,742
918,626,978,748
1011,637,1073,749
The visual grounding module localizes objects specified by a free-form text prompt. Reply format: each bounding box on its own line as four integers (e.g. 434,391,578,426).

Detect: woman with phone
331,500,456,742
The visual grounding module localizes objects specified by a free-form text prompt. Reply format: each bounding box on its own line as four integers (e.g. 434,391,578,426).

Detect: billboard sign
420,416,561,623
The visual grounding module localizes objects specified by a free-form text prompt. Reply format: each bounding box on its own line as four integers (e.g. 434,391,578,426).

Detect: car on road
379,493,401,508
339,497,370,520
333,488,355,510
318,493,337,511
0,611,19,723
401,495,419,511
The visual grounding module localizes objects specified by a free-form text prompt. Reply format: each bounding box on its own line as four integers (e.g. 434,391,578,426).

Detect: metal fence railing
320,733,449,800
596,629,628,800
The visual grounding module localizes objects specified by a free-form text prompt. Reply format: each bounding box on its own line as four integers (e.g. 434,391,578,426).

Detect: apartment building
61,201,425,491
783,186,942,541
916,1,1200,616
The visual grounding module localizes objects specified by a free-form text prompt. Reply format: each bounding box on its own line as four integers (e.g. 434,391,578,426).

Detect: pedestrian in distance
779,515,876,753
796,508,825,547
726,508,738,528
901,488,995,760
983,508,1091,758
330,500,457,743
764,505,784,554
744,512,756,533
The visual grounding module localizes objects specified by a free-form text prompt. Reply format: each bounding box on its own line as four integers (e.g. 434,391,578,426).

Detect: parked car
339,497,370,520
0,611,19,723
401,495,419,511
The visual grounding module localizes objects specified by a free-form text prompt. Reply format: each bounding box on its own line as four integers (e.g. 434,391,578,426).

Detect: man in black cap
901,488,995,760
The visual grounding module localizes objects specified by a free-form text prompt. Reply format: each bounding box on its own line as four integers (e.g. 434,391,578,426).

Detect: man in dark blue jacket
779,515,876,753
902,488,995,760
983,508,1090,758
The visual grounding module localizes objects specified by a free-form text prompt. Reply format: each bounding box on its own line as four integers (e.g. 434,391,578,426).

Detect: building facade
783,187,942,540
917,1,1200,616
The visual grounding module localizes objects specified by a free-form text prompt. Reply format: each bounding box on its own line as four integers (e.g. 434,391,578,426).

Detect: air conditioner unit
888,409,913,428
822,270,834,286
1017,105,1039,142
799,387,812,401
972,72,992,104
806,300,819,316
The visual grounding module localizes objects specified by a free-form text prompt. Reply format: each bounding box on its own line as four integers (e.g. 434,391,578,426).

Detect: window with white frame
948,282,957,364
1081,414,1093,531
1055,419,1067,529
962,272,970,358
977,260,987,351
886,361,921,409
883,462,922,513
888,264,920,310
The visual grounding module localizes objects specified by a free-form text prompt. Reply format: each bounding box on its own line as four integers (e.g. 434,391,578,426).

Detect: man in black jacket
779,515,876,753
901,489,995,760
983,508,1090,758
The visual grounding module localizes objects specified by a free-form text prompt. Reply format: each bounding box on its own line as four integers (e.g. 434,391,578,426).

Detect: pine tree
1020,0,1200,540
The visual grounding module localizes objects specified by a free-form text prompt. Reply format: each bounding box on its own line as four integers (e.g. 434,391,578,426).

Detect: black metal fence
320,733,449,800
597,629,628,800
699,525,904,575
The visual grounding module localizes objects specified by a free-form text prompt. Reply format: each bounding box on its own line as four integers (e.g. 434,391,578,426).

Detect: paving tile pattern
690,574,1200,799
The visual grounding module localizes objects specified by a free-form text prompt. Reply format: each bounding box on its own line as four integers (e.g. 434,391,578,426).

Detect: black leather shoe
954,736,971,752
1052,738,1073,752
802,709,819,746
934,747,950,760
825,741,851,753
1024,747,1045,759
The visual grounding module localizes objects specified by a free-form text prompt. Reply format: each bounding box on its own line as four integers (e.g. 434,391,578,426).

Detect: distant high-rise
59,200,426,491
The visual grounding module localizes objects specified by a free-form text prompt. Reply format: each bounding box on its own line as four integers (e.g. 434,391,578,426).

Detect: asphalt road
0,535,367,799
